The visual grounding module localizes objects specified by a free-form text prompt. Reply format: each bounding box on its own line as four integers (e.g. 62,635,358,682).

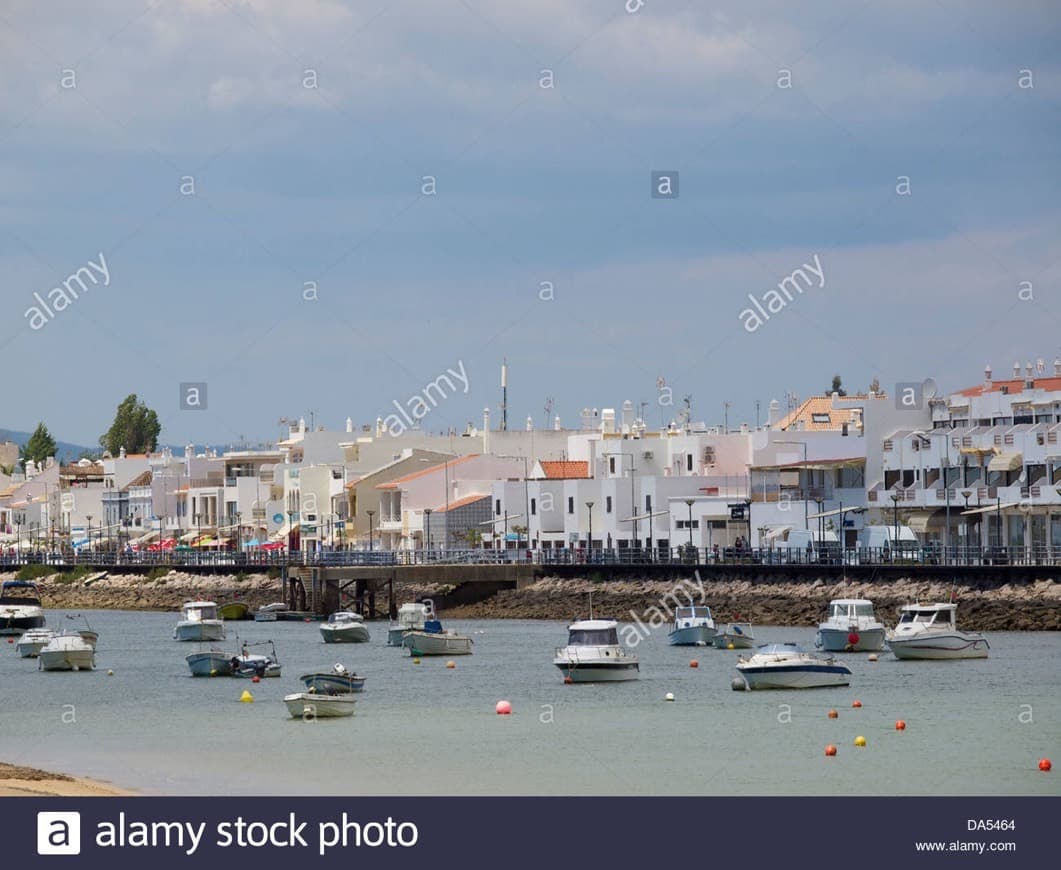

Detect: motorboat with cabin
320,610,370,644
886,602,989,660
387,600,438,646
668,605,717,646
299,663,366,694
186,648,234,676
15,627,56,658
38,632,96,672
713,622,755,649
816,598,886,652
402,627,473,656
254,602,288,622
553,618,639,682
173,600,226,642
734,642,851,690
0,581,46,635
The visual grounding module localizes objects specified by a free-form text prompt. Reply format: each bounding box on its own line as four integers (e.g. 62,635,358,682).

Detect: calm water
0,611,1058,796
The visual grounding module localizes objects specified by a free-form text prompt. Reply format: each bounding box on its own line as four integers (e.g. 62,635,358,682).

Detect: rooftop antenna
543,396,554,430
723,400,730,433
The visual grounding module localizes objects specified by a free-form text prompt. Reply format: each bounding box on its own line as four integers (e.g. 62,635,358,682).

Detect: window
687,454,693,472
609,457,615,473
812,413,831,423
645,495,652,511
606,496,612,513
495,499,501,515
567,497,574,514
530,498,537,516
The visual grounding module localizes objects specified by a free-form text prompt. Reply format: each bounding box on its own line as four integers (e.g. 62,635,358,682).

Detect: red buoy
689,660,699,669
825,745,838,757
847,632,860,646
827,709,839,719
895,720,906,731
563,676,573,684
495,700,513,715
251,675,261,684
852,700,862,708
1040,758,1052,772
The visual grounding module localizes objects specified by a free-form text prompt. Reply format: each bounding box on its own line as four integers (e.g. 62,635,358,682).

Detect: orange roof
434,493,489,513
958,377,1061,398
538,460,589,479
774,396,865,432
376,455,476,490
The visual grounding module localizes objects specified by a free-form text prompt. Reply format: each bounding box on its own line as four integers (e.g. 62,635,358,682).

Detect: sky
1,0,1060,448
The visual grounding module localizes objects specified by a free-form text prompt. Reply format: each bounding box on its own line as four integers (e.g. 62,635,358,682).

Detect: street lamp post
960,490,971,564
684,498,695,553
423,508,432,558
585,501,594,561
890,491,902,558
366,510,375,552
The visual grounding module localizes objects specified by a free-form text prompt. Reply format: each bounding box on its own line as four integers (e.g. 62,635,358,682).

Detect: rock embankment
5,571,1059,630
442,576,1061,631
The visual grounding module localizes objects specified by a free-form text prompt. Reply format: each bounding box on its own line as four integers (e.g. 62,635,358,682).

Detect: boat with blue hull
735,643,851,690
186,649,233,676
668,605,716,646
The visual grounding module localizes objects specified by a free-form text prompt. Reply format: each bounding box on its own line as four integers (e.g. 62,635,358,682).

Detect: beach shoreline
0,762,132,797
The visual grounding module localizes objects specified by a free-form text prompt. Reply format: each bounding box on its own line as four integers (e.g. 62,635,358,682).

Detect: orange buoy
446,660,456,669
895,720,906,731
689,660,699,669
563,676,573,684
5,638,12,644
1040,758,1052,772
495,700,512,715
852,700,862,708
827,709,839,719
251,675,261,684
825,745,838,756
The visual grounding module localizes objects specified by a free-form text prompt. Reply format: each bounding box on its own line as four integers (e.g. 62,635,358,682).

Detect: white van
859,525,921,562
771,528,840,564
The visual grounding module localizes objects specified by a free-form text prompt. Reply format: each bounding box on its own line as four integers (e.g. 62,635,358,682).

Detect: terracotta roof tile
433,493,489,512
538,460,589,479
774,396,866,432
958,376,1061,397
376,455,476,490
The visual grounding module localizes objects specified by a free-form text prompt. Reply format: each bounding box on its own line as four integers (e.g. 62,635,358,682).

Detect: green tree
830,375,847,397
99,394,161,455
22,422,57,466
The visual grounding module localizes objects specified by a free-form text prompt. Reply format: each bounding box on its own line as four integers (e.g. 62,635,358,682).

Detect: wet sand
0,762,131,797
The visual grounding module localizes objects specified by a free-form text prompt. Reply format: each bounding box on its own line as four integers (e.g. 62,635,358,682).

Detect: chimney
119,446,126,459
526,416,533,431
984,363,992,388
768,398,781,427
346,417,353,433
483,408,490,454
375,417,384,438
1055,358,1061,376
554,416,562,431
1026,361,1034,378
1013,361,1021,378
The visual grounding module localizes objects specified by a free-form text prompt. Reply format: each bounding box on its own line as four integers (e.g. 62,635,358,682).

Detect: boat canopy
897,607,955,627
756,643,805,655
830,601,876,618
568,627,619,646
675,606,711,620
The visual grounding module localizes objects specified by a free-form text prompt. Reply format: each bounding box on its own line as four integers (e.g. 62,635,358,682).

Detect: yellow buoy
854,735,866,747
727,643,735,650
210,669,218,676
107,669,114,676
412,657,421,665
240,690,254,703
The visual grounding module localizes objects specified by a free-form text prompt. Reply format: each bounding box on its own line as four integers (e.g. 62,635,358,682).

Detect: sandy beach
0,762,131,797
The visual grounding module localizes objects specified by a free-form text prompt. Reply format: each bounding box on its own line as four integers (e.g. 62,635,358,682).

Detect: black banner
7,797,1055,867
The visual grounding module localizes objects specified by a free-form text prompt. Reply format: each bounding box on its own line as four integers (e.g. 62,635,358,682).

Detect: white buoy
664,692,675,702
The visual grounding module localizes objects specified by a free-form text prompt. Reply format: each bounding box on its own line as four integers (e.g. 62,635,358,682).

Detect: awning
905,513,933,534
960,502,1021,516
752,457,864,471
131,530,159,545
987,452,1022,473
763,525,791,542
959,446,996,457
807,506,868,520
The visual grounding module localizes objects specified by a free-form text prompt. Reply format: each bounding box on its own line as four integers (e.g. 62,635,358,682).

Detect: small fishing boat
230,640,281,677
173,601,226,642
38,632,96,672
284,691,356,719
299,663,366,694
714,622,755,649
668,605,717,646
387,600,437,646
553,618,639,682
62,614,97,649
0,580,46,635
15,627,55,658
735,643,851,690
816,598,886,652
218,601,251,621
186,648,234,676
253,602,288,622
320,610,370,644
886,602,989,660
402,628,473,656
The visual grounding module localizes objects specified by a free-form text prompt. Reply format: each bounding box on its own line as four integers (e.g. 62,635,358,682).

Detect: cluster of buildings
3,358,1061,559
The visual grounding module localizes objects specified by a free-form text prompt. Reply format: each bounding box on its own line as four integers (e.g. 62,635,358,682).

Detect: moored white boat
714,622,755,649
230,640,282,677
735,643,851,690
38,632,96,672
402,629,473,656
668,605,716,646
553,618,639,682
284,691,356,719
816,598,886,652
320,610,370,644
15,627,55,658
0,581,46,636
173,601,226,642
254,602,288,622
387,600,436,646
886,602,989,660
299,664,365,694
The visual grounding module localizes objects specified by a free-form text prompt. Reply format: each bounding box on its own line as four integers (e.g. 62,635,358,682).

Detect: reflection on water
0,610,1057,796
